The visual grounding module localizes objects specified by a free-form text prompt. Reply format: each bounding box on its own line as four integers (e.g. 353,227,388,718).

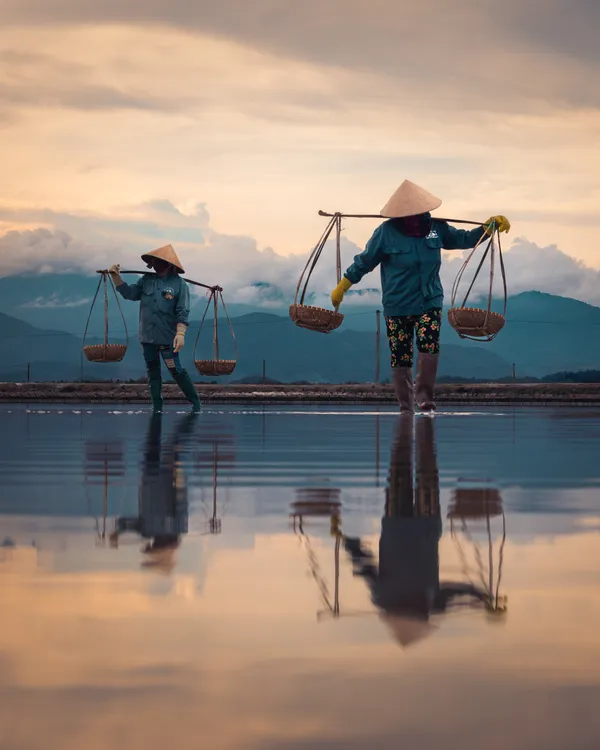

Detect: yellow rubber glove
330,277,353,308
484,215,511,235
108,263,124,287
173,322,186,353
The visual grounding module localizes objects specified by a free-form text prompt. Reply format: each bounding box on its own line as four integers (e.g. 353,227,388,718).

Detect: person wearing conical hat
108,245,201,414
110,412,195,573
343,416,442,647
343,416,501,649
331,180,510,413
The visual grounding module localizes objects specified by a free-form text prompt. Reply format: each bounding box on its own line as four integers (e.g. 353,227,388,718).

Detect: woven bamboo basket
448,228,507,342
82,273,129,364
448,487,503,519
290,213,346,334
295,488,341,502
289,304,344,334
193,288,238,378
83,343,128,363
447,307,505,339
194,359,236,376
291,501,341,517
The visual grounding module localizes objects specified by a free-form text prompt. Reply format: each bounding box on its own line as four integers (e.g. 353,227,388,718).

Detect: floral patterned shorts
385,308,442,368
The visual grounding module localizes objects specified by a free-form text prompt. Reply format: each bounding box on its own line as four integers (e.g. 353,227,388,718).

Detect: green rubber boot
171,369,201,413
147,362,164,414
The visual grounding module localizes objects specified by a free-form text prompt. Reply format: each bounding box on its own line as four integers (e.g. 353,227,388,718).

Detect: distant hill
192,312,512,383
0,309,512,383
482,291,600,375
2,272,600,378
0,272,269,337
0,311,137,382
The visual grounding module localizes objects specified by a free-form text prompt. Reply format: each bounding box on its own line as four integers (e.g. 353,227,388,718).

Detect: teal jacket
116,273,190,346
344,218,486,317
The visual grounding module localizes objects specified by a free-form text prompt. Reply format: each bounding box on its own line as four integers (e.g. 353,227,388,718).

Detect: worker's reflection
110,413,197,572
344,416,504,647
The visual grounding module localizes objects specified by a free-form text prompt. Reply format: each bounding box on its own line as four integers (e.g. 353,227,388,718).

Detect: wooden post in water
512,363,516,382
213,291,219,363
375,411,380,488
27,362,31,383
103,274,109,353
375,310,381,384
211,442,220,534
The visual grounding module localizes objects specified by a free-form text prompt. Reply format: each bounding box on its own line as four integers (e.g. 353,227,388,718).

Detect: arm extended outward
109,264,143,301
331,226,385,306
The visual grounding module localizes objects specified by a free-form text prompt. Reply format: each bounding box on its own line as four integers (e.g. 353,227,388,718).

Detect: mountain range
1,271,600,381
0,309,511,383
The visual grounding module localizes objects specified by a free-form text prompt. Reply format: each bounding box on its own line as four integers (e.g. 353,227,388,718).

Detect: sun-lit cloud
441,237,600,307
2,1,598,110
21,293,92,309
0,0,597,274
1,526,600,747
2,203,600,310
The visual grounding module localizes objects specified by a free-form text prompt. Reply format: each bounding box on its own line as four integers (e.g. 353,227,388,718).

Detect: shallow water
1,403,599,749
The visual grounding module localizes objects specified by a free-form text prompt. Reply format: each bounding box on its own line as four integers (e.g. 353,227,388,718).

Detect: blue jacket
344,218,486,317
117,273,190,346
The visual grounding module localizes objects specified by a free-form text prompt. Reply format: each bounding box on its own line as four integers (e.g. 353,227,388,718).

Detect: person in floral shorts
331,180,510,413
386,308,442,369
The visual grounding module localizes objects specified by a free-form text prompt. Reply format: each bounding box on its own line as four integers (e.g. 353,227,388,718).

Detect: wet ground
1,404,599,749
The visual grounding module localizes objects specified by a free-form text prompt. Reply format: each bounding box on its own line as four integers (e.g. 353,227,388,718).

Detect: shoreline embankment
2,382,600,404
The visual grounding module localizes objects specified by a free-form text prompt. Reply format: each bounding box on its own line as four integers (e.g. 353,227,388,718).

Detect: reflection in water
109,414,198,572
2,406,600,749
448,478,508,616
291,484,342,618
343,416,508,646
193,422,236,535
84,438,126,544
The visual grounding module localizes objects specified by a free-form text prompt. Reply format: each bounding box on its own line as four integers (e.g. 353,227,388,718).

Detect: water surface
1,404,599,749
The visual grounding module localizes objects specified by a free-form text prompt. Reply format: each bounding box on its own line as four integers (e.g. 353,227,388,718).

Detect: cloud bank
0,13,598,266
2,1,598,112
1,202,599,308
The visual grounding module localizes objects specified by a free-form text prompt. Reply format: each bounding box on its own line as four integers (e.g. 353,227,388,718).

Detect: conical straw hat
379,612,438,648
141,244,185,274
380,180,442,218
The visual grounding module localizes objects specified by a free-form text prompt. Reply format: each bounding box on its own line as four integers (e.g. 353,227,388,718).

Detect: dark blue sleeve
439,222,486,250
116,276,144,301
344,225,385,284
175,280,190,325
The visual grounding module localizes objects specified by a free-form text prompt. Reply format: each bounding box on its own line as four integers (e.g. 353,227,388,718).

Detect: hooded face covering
393,212,432,238
150,258,171,274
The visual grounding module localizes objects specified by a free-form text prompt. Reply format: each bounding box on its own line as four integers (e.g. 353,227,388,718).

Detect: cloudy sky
0,1,599,302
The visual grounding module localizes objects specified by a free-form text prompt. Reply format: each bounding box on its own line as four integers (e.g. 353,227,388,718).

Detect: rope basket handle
193,288,238,363
82,272,129,352
219,290,238,362
450,230,489,310
449,224,507,335
293,214,342,308
82,274,103,351
109,273,129,348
